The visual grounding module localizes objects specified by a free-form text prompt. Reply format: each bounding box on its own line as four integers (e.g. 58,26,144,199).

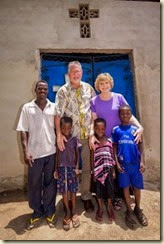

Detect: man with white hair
55,61,96,212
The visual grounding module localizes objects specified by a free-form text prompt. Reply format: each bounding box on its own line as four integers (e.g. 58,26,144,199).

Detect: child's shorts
118,162,144,189
57,166,78,193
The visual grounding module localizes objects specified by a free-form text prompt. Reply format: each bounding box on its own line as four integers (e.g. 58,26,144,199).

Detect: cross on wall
69,4,99,38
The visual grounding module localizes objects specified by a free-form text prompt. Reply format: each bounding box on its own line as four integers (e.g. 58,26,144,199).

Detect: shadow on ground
4,213,31,235
4,194,145,235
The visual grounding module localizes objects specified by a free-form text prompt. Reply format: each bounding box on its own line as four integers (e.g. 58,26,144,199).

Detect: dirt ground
0,181,160,241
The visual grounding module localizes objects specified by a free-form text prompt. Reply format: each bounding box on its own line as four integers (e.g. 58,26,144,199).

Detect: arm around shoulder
130,115,144,144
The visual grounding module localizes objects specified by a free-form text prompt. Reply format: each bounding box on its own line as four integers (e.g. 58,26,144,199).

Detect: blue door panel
81,62,93,86
41,60,68,102
41,60,93,102
93,59,136,116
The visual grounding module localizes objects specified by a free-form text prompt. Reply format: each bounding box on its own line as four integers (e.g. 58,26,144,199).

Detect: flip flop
27,217,41,230
63,218,71,231
46,213,58,228
72,214,80,228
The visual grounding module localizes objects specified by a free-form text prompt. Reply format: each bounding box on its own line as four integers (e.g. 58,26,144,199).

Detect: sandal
96,210,103,221
46,213,58,228
63,218,71,231
27,217,41,230
134,206,148,226
113,198,122,211
107,207,115,222
125,210,136,229
72,214,80,228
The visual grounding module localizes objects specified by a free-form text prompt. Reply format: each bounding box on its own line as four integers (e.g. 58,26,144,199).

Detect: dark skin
90,122,115,221
54,122,79,221
113,107,145,224
20,82,48,167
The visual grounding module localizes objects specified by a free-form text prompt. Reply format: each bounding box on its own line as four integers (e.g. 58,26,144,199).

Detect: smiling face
61,122,72,138
119,107,132,125
94,122,106,139
35,81,48,100
68,64,82,88
98,80,112,94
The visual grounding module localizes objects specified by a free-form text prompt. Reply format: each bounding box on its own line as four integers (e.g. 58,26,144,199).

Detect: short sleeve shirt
58,137,81,167
111,125,141,164
90,92,128,137
16,99,56,159
55,81,96,139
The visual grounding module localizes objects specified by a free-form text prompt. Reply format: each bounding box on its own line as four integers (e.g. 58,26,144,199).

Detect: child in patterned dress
54,116,80,231
91,118,116,222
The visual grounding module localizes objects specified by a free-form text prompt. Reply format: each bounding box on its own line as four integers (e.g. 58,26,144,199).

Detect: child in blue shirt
112,105,148,229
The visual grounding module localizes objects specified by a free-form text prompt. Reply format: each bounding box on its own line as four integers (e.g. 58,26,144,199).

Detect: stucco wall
0,0,160,191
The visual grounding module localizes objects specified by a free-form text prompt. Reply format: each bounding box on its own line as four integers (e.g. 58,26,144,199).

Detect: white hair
68,61,82,73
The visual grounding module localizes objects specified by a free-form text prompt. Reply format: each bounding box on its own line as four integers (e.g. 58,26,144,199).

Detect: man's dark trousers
28,154,57,218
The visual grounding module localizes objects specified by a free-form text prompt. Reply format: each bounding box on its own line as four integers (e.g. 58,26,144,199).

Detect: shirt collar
65,135,74,142
69,81,83,91
31,98,51,108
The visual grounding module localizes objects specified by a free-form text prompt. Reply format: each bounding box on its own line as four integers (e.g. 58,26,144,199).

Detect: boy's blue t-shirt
111,125,141,164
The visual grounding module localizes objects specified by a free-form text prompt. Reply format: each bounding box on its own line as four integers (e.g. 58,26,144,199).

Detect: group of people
17,61,148,231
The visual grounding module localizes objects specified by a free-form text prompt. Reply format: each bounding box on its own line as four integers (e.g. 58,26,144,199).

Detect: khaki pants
80,139,92,201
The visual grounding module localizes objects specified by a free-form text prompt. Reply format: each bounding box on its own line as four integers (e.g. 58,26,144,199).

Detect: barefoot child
112,105,148,229
91,118,116,222
54,116,80,231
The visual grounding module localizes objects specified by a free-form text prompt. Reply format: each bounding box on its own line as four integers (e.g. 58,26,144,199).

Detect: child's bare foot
96,209,103,221
65,210,71,221
106,206,115,222
63,210,71,231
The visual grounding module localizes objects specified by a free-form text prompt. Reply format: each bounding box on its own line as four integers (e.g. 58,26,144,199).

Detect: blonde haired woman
90,73,144,210
91,73,143,141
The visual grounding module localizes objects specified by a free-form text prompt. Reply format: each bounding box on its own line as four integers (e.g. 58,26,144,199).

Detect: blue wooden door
41,60,68,102
41,55,94,102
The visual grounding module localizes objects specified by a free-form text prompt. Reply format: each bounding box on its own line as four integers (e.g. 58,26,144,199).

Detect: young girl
91,118,116,222
54,116,80,231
